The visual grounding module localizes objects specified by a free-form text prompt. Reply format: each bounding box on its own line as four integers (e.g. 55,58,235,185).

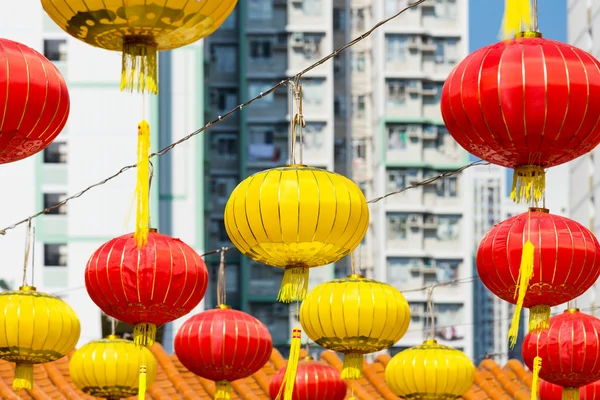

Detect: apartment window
302,79,325,106
387,214,408,239
385,0,407,15
351,8,366,31
43,193,67,215
211,176,237,200
352,52,366,71
296,0,323,16
445,39,459,64
388,257,413,283
44,244,67,267
43,39,67,62
422,83,442,104
387,170,406,191
43,141,67,164
352,139,366,159
435,40,445,64
211,88,238,113
248,81,274,104
294,34,322,60
436,0,458,20
303,123,325,149
386,35,408,63
248,0,273,20
333,8,347,30
249,127,275,144
387,125,407,149
249,38,273,61
210,44,237,73
221,9,237,29
353,95,366,118
334,95,347,117
211,220,230,242
212,133,237,159
437,215,460,240
386,80,407,106
436,259,460,283
334,54,345,74
436,176,458,197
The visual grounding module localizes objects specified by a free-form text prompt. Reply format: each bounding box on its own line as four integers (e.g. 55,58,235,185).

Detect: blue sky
467,1,566,193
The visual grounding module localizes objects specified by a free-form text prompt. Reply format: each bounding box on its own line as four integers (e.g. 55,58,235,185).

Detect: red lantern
477,208,600,346
85,229,208,345
269,356,347,400
174,306,273,399
441,34,600,203
540,379,600,400
523,309,600,400
0,38,69,164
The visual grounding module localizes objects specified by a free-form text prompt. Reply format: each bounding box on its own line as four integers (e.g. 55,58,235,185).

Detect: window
435,40,445,64
249,126,275,144
353,95,366,118
352,139,366,159
248,81,274,104
221,9,237,29
385,0,407,15
333,8,347,30
445,39,459,64
334,95,347,117
385,35,408,62
302,79,325,106
211,176,237,200
436,0,457,20
297,0,323,16
387,170,406,191
44,244,67,267
386,80,407,106
249,38,273,62
43,193,67,215
212,133,237,159
210,44,237,73
43,39,67,62
388,257,414,283
298,34,323,60
387,214,408,239
437,215,460,240
436,175,458,197
211,88,238,113
352,52,366,71
387,125,407,149
303,123,325,149
248,0,273,20
211,220,229,242
351,8,366,31
43,141,67,164
436,259,460,283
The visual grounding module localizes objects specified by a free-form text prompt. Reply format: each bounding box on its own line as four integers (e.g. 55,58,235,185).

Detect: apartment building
0,3,207,350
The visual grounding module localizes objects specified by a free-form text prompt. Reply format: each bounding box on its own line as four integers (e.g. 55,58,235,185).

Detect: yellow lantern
299,274,410,379
69,335,157,398
224,164,369,303
385,339,475,400
0,286,81,390
41,0,237,94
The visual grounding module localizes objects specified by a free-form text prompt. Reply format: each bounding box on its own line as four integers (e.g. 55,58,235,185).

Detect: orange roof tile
0,344,532,400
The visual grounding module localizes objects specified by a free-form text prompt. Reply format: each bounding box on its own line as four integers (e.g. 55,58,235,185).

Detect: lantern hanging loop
111,316,117,337
532,0,538,32
289,79,306,165
217,247,229,307
147,160,154,229
21,219,33,287
427,286,436,340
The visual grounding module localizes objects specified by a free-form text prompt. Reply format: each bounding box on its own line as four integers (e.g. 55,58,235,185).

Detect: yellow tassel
275,328,302,400
501,0,533,39
277,267,309,303
215,381,232,399
528,305,551,332
120,39,158,94
133,323,157,347
138,365,147,400
134,121,151,249
508,239,535,349
530,356,542,400
341,353,364,380
13,363,33,390
510,166,546,204
563,388,581,400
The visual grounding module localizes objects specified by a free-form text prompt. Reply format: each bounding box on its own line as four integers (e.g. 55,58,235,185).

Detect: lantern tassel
341,353,364,380
277,267,309,303
501,0,532,39
138,365,147,400
215,381,232,400
121,39,158,94
275,328,302,400
530,356,542,400
528,304,551,332
507,239,535,349
133,323,157,347
510,165,545,204
13,363,33,390
134,121,151,249
563,388,581,400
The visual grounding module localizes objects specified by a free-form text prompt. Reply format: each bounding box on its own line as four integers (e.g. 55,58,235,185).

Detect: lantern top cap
514,31,543,39
19,285,36,292
565,308,580,314
149,228,158,233
218,304,232,310
347,273,365,279
105,334,120,340
423,339,438,345
285,163,308,168
303,356,314,361
528,207,549,214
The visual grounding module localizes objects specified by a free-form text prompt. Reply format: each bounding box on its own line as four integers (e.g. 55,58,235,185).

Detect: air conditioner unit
291,33,304,47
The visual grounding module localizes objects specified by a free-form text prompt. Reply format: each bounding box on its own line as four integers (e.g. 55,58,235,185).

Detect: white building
0,3,207,350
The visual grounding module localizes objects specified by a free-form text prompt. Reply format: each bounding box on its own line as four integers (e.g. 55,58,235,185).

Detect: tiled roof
0,343,532,399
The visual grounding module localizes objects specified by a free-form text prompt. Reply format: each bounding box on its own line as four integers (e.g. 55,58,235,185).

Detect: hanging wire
426,286,436,340
217,247,228,306
21,219,33,287
532,0,539,32
111,317,116,336
30,227,36,287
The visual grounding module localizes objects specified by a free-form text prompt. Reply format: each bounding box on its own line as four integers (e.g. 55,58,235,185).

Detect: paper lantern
540,379,600,400
41,0,237,94
299,274,410,380
69,335,157,398
441,31,600,203
224,164,369,303
174,306,273,399
0,38,69,164
385,339,475,400
477,208,600,346
85,229,209,346
523,309,600,400
0,286,80,390
269,356,347,400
